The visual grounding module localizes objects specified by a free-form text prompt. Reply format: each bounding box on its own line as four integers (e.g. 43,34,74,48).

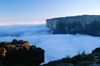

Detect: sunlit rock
0,39,44,66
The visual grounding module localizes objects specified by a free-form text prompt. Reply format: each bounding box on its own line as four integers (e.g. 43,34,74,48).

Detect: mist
0,24,100,63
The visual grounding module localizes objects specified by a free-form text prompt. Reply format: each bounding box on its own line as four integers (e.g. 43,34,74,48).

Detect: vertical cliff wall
46,15,100,36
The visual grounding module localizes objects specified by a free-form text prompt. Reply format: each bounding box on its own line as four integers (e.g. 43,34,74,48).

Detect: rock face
0,39,44,66
46,15,100,36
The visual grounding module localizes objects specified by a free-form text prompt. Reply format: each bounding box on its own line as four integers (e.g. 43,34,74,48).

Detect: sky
0,0,100,23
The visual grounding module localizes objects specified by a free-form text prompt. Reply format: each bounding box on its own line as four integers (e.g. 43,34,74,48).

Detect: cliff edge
46,15,100,36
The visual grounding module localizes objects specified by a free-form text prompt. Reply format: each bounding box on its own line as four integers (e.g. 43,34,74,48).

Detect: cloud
0,21,45,25
0,24,100,64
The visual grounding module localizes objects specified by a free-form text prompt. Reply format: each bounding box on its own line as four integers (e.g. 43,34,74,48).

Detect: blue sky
0,0,100,22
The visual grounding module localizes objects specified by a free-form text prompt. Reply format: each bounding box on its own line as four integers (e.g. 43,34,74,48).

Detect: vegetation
66,55,70,59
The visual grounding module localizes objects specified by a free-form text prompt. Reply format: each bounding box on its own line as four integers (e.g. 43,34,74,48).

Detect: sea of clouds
0,23,100,64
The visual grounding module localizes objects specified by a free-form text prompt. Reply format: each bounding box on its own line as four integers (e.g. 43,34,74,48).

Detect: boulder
11,39,19,44
0,39,44,66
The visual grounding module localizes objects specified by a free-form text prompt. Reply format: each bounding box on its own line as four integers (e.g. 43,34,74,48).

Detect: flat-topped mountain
46,15,100,36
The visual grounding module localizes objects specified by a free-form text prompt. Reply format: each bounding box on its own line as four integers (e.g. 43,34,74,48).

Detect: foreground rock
0,39,44,66
46,15,100,36
43,47,100,66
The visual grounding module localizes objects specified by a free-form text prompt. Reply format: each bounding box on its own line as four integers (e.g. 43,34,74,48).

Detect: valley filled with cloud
0,24,100,63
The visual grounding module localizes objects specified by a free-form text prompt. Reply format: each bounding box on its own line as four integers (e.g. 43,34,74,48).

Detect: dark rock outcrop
46,15,100,36
0,39,44,66
43,47,100,66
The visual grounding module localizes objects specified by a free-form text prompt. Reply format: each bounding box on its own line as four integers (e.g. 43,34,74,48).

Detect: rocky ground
43,47,100,66
0,39,44,66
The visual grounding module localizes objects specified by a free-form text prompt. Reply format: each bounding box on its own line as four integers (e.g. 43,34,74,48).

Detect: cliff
0,39,44,66
46,15,100,36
